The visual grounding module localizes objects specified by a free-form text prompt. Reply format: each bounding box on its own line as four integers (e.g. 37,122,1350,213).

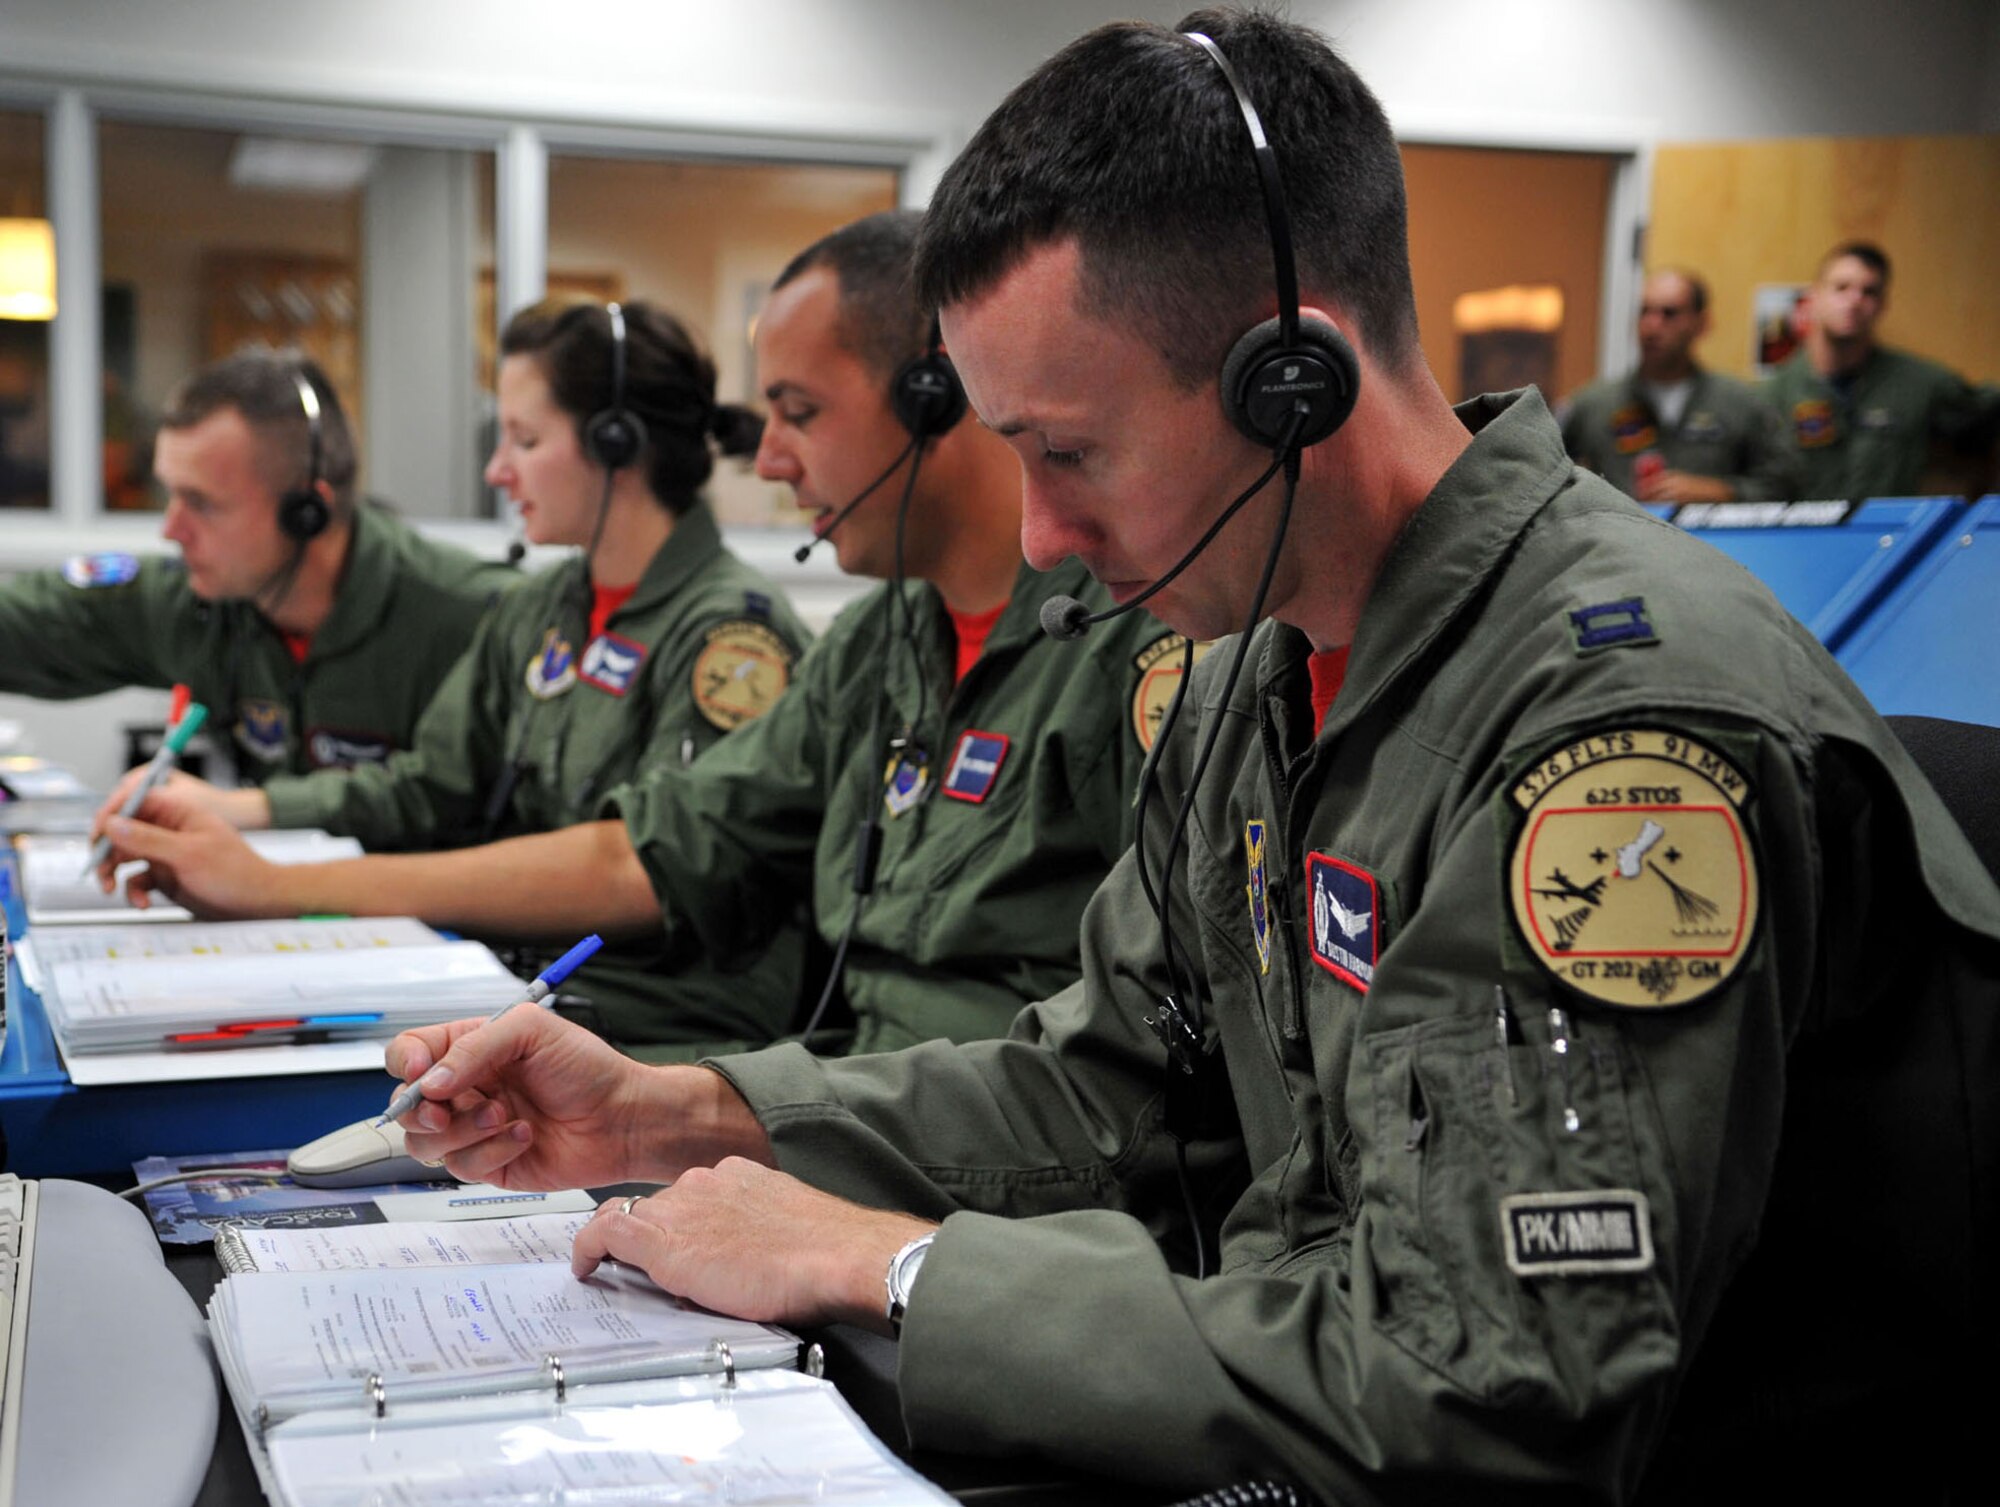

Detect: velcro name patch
307,727,392,768
579,631,648,696
942,729,1010,803
1306,853,1378,990
62,551,140,589
1501,1189,1654,1277
692,620,793,730
1507,727,1758,1008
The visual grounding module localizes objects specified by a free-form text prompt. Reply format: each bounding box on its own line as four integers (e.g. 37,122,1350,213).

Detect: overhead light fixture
1453,284,1565,335
227,136,379,195
0,217,57,321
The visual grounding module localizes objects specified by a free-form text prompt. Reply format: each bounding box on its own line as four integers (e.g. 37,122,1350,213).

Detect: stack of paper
17,916,522,1055
11,828,366,924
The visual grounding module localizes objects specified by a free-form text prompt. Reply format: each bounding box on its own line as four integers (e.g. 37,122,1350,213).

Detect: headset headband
1184,31,1300,349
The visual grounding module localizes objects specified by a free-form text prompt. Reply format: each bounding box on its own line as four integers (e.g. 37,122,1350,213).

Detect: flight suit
0,501,514,778
1763,344,2000,500
714,392,2000,1501
1559,367,1799,500
605,555,1186,1059
261,502,813,1047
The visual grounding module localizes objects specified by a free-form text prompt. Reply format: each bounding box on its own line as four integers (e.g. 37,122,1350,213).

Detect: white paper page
17,916,441,972
15,829,364,923
217,1262,796,1419
226,1212,593,1272
58,1034,388,1085
266,1372,956,1507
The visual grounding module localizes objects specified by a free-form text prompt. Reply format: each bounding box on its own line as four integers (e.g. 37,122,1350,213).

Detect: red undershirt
589,582,638,643
280,631,311,665
1308,645,1350,735
946,601,1007,684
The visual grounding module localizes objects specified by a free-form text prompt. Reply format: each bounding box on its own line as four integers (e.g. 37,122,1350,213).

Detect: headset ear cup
1218,314,1360,450
583,409,642,471
278,486,331,542
891,352,968,439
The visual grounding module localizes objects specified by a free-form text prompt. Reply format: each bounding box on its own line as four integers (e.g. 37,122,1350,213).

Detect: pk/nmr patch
1507,727,1759,1008
1501,1189,1654,1277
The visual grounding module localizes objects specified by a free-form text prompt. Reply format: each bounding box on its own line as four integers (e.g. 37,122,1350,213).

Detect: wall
3,1,1995,152
1650,134,2000,384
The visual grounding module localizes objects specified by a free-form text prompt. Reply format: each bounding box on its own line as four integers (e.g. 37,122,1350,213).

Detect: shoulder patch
692,619,794,731
1506,728,1759,1008
1609,403,1658,455
1131,633,1209,752
524,629,578,699
62,551,140,589
1792,398,1838,448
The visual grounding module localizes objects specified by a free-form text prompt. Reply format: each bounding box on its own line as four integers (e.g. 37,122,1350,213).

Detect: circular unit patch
692,619,793,731
1506,727,1759,1008
1131,633,1210,752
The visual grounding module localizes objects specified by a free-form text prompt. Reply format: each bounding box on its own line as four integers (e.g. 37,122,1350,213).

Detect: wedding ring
619,1194,643,1217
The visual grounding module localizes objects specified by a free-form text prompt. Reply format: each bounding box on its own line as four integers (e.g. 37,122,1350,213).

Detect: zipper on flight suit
1258,700,1310,1041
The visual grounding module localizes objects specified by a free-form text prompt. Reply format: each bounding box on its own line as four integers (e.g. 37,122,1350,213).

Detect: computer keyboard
0,1173,217,1507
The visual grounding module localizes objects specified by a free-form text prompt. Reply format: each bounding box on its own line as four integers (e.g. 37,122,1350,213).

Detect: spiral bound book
209,1261,952,1506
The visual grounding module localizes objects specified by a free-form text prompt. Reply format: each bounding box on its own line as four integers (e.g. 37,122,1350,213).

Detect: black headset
581,302,643,471
1187,30,1359,452
889,317,967,439
276,368,332,542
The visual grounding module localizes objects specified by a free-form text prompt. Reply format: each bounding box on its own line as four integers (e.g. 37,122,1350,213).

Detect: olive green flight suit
1559,367,1799,500
605,555,1186,1060
0,501,514,778
1763,345,2000,500
715,392,2000,1502
261,503,813,1047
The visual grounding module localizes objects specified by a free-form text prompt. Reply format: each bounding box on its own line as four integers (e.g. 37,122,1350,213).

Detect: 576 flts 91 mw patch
1506,728,1759,1008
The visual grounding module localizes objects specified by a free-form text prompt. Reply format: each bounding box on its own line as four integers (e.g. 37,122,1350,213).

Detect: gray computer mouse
286,1118,451,1189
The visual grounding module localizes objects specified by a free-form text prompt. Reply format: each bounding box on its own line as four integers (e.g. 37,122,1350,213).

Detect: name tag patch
524,629,577,699
307,727,392,768
941,729,1010,803
579,631,648,696
1306,852,1378,990
234,698,288,764
1501,1189,1654,1276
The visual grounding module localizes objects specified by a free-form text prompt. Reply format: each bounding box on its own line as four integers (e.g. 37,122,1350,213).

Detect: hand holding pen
376,934,604,1127
82,701,208,879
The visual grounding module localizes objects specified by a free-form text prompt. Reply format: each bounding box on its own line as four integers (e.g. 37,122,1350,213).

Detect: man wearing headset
100,211,1182,1059
0,351,514,777
356,10,1997,1500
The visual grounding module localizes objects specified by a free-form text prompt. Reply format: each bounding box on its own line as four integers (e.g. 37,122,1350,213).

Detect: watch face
886,1233,936,1326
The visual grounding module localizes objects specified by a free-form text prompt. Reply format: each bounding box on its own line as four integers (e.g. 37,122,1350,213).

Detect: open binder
210,1261,952,1505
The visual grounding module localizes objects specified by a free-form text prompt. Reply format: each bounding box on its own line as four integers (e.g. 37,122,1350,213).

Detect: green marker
82,702,209,879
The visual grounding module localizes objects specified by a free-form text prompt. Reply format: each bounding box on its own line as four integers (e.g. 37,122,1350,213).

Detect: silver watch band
884,1232,935,1334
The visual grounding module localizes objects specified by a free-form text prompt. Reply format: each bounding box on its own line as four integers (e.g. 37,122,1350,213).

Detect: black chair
1887,714,2000,879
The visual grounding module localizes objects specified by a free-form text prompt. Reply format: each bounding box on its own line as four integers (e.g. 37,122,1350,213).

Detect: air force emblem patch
579,631,648,696
1792,398,1837,448
1609,403,1658,455
525,629,577,699
942,729,1009,803
882,747,929,817
1306,853,1378,990
1507,727,1759,1008
1245,820,1271,975
234,698,288,764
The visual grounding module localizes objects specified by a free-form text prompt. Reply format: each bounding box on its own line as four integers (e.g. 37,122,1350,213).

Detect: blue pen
82,702,209,878
375,934,604,1127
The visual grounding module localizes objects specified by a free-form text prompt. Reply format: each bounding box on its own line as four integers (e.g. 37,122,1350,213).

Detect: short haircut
915,6,1421,389
1820,240,1892,288
1650,267,1709,317
160,351,357,513
772,210,930,381
500,297,758,516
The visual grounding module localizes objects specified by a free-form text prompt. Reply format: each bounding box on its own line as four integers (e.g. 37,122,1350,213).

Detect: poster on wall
1752,283,1809,375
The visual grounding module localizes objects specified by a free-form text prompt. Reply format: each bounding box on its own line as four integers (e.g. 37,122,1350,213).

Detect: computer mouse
286,1118,452,1189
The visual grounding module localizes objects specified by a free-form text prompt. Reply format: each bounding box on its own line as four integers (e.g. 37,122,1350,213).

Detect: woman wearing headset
105,298,814,1048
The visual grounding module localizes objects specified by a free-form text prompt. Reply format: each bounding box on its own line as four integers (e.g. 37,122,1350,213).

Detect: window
544,153,899,527
98,119,496,517
0,107,51,510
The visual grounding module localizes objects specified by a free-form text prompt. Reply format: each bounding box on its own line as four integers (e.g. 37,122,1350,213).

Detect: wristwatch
884,1232,935,1335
